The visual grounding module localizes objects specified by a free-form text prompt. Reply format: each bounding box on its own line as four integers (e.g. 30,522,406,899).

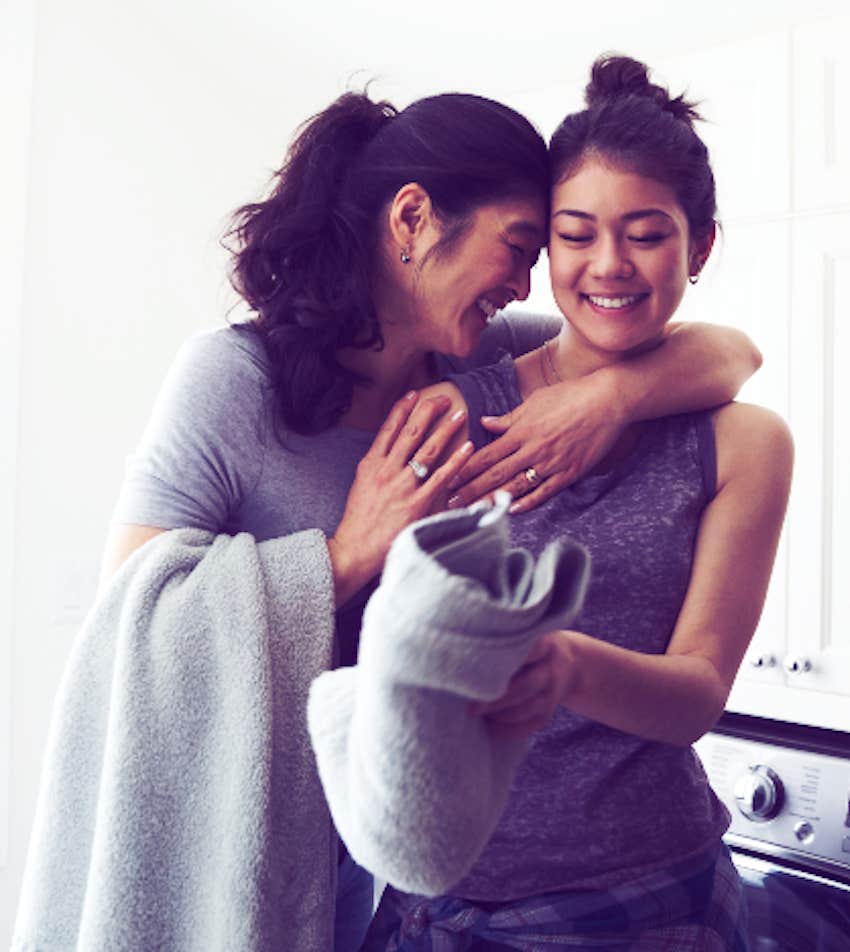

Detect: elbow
671,682,728,748
742,333,764,376
707,326,763,402
731,330,763,392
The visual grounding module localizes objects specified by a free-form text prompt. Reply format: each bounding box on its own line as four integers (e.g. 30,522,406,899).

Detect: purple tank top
447,355,730,900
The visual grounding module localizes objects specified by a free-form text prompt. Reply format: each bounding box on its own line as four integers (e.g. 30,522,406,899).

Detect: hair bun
586,54,702,126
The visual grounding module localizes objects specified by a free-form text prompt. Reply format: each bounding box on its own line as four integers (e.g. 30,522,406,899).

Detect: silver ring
408,458,429,481
524,467,541,485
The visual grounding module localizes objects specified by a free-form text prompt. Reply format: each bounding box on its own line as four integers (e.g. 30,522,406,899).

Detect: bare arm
602,321,762,422
98,523,166,593
477,402,792,746
449,322,762,513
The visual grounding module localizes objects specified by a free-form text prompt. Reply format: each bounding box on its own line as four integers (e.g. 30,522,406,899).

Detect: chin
448,324,485,359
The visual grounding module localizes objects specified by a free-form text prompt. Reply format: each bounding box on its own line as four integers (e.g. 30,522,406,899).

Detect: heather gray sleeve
112,329,268,532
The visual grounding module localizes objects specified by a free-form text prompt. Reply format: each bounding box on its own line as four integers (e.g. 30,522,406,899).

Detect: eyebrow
552,208,673,223
506,220,546,241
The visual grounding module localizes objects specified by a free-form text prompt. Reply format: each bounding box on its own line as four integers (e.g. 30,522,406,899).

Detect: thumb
480,411,513,433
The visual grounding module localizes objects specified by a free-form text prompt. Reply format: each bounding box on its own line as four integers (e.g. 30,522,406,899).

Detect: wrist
552,630,582,707
592,364,631,427
326,536,365,607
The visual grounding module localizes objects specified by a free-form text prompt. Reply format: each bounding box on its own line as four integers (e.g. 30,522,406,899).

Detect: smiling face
548,157,712,366
407,194,547,357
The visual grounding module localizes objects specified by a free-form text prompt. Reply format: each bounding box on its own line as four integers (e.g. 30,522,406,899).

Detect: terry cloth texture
12,528,337,952
307,494,591,897
361,842,749,951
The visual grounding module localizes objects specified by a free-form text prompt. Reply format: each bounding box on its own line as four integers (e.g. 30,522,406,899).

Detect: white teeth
587,294,643,310
476,297,498,320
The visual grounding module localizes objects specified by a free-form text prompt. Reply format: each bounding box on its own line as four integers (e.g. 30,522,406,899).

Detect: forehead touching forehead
477,194,547,240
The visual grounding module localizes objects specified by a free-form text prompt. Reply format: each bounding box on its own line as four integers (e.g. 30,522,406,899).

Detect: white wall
4,0,849,943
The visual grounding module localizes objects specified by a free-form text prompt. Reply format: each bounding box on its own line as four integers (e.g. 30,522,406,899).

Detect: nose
589,235,634,280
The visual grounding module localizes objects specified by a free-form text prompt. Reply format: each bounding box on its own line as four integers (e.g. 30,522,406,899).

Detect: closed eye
628,233,669,244
555,233,593,244
508,242,541,268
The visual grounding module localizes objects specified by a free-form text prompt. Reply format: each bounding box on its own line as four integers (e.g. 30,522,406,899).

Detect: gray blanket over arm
307,495,591,897
12,529,337,952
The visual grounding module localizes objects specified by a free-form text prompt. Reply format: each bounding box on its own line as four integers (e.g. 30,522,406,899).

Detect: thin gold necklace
538,342,552,386
542,337,563,384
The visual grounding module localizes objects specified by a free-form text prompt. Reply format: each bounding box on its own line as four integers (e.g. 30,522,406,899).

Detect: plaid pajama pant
360,843,749,951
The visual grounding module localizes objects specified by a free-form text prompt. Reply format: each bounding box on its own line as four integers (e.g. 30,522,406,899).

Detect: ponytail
227,94,395,435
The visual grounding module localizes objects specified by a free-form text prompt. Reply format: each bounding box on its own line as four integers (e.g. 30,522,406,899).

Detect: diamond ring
408,458,429,481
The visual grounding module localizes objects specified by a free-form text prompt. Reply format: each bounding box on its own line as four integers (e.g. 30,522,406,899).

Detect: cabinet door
658,30,791,221
793,15,850,210
680,220,791,692
786,213,850,703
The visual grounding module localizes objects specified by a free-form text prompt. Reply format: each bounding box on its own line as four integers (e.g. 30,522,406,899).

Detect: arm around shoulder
602,322,763,424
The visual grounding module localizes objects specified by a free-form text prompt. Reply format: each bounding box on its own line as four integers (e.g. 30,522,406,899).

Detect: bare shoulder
419,379,467,413
709,402,794,493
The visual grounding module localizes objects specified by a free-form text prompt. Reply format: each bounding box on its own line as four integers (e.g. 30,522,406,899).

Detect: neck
550,326,664,381
336,326,434,430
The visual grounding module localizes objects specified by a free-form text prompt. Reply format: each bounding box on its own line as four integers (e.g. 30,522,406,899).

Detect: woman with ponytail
93,84,760,949
361,57,790,950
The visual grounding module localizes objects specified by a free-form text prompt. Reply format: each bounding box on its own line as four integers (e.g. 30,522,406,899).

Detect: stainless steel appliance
695,714,850,951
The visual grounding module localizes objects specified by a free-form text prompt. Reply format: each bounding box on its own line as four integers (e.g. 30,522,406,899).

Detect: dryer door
731,849,850,951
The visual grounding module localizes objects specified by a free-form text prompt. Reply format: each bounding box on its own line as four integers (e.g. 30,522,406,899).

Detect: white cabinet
665,20,850,731
682,221,791,697
793,16,850,211
658,31,791,221
786,215,850,698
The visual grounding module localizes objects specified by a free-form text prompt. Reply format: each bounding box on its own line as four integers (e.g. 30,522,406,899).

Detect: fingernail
406,390,418,400
447,495,461,509
508,502,521,514
461,441,474,454
481,416,496,423
450,408,466,422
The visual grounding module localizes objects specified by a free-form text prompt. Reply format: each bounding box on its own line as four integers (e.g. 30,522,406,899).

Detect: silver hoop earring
400,249,411,264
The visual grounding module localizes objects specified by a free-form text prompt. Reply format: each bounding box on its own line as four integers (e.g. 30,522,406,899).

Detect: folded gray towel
12,529,337,952
307,494,590,896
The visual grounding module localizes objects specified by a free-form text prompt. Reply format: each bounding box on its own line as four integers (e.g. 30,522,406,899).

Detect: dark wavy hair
225,90,549,436
550,55,716,242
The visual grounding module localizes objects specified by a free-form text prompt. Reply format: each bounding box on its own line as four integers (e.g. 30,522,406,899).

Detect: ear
387,182,437,257
689,221,716,278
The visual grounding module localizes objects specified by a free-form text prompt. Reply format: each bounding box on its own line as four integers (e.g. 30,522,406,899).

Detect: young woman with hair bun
93,83,760,950
362,55,790,951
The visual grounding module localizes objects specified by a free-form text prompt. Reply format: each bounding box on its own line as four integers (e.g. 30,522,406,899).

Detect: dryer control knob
733,765,784,821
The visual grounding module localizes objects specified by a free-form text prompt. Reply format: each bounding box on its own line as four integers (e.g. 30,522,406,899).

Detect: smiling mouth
583,293,649,311
476,292,517,322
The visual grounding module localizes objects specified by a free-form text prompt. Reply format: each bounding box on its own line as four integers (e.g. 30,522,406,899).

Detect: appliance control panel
694,731,850,875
